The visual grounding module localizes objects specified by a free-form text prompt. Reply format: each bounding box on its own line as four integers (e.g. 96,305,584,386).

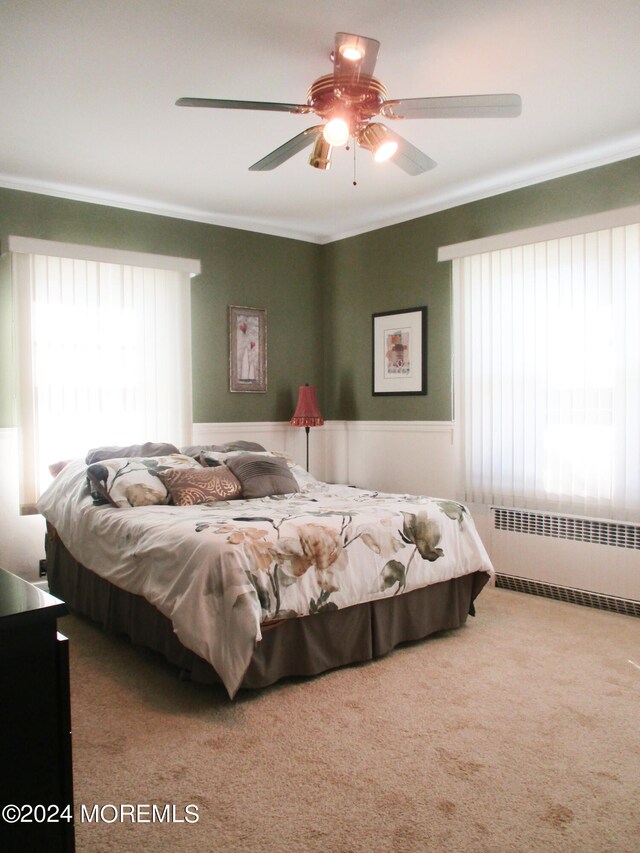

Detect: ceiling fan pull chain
353,140,357,186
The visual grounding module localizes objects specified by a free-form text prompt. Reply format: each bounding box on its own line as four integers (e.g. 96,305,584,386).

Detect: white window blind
452,222,640,522
11,239,199,513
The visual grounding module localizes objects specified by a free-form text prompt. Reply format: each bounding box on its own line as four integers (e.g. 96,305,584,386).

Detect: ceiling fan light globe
323,118,350,147
358,123,398,162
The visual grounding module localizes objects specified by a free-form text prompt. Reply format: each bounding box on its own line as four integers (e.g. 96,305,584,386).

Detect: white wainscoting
0,429,46,581
320,420,456,496
192,420,456,497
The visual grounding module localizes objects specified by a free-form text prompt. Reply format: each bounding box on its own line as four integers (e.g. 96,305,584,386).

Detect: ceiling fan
176,32,522,176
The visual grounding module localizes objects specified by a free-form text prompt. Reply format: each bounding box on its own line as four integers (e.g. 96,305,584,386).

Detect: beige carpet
60,586,640,853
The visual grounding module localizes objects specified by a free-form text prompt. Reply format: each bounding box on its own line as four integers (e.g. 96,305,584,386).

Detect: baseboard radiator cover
491,506,640,617
492,506,640,550
494,573,640,618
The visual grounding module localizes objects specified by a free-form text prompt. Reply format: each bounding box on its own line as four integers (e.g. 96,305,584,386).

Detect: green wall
323,156,640,420
0,188,324,427
2,156,639,428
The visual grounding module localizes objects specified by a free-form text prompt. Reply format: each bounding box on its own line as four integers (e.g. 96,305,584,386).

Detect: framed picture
229,306,267,393
372,306,427,396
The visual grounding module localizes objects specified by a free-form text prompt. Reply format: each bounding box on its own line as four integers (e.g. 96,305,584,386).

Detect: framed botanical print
229,306,267,393
372,306,427,396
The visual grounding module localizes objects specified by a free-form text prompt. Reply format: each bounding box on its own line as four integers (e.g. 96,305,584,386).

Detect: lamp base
305,426,310,471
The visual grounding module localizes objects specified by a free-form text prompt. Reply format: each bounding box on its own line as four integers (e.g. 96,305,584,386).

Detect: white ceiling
2,0,639,244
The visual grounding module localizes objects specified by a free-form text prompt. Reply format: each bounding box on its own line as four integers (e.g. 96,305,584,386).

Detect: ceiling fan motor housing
307,74,388,134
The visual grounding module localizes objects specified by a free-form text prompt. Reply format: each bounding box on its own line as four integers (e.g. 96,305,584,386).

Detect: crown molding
321,132,640,244
1,132,639,246
0,175,321,245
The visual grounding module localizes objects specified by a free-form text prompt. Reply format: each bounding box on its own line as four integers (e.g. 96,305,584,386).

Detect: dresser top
0,568,68,629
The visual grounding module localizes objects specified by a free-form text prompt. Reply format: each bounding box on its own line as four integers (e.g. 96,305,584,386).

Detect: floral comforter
38,460,493,697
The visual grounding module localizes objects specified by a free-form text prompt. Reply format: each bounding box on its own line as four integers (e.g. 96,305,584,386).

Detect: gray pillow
226,453,298,499
179,440,266,459
85,442,179,464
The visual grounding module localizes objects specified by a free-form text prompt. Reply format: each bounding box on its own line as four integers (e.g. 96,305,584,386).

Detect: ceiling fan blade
249,126,323,171
176,97,307,113
382,93,522,120
384,128,437,176
333,32,380,83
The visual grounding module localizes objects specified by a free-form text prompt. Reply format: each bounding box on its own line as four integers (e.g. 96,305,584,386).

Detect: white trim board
341,420,454,435
438,204,640,261
194,419,454,432
5,235,201,276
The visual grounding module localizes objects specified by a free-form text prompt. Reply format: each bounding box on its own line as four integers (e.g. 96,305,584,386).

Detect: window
443,209,640,522
10,237,200,512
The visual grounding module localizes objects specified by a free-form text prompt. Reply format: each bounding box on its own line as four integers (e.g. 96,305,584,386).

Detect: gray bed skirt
46,528,489,691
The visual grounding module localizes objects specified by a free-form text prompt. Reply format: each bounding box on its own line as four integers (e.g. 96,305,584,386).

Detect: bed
37,443,493,697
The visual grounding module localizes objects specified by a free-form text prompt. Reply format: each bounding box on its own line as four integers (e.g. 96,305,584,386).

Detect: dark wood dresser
0,568,74,852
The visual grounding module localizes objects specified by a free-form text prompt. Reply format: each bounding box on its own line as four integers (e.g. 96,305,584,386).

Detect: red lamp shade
290,385,324,427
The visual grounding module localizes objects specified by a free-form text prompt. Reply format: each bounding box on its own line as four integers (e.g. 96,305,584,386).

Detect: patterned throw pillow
225,453,299,499
158,465,242,505
86,454,202,508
